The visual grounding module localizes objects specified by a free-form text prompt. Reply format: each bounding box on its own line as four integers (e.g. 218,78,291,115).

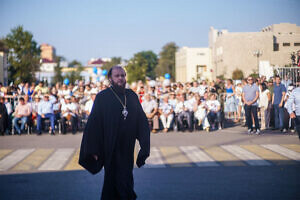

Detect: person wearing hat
37,94,55,135
85,89,97,116
61,95,78,134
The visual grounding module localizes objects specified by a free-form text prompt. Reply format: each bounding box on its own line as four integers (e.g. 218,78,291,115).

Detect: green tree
125,51,158,83
102,57,122,71
155,42,178,80
232,69,244,80
68,60,82,68
4,26,40,84
64,60,83,84
52,56,65,84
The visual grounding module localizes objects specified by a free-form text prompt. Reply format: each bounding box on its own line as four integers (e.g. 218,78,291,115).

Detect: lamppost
253,50,262,75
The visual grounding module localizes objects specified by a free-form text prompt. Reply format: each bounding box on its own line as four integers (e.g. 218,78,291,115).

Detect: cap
65,95,71,99
149,80,156,87
91,88,98,95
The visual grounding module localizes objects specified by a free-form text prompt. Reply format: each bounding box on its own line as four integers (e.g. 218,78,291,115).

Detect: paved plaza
0,126,300,199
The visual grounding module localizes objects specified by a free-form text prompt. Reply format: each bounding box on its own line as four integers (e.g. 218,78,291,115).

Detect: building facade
209,23,300,79
175,47,212,82
40,43,56,61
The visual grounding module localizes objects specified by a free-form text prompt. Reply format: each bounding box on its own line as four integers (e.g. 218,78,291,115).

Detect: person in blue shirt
37,94,55,135
272,76,287,132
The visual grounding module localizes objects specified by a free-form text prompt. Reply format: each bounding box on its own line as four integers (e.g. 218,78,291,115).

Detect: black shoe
51,132,55,135
37,132,42,136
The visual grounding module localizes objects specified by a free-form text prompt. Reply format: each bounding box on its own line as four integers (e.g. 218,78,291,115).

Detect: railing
274,67,300,86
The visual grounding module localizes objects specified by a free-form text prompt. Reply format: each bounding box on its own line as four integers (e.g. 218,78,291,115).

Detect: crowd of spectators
0,74,299,136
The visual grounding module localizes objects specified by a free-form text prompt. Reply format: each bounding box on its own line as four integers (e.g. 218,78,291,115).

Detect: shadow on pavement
0,163,300,200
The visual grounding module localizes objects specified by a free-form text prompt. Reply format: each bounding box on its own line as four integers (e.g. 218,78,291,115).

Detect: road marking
160,146,193,167
241,145,296,165
38,148,75,171
281,144,300,153
202,146,246,166
261,144,300,161
11,149,54,171
180,146,219,167
64,149,83,170
0,149,13,160
0,149,35,171
144,147,166,168
221,145,271,166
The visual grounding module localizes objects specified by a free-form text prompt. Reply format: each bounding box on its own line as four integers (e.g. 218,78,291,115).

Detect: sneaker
255,129,261,135
291,129,295,133
282,128,287,133
219,126,222,130
247,129,252,134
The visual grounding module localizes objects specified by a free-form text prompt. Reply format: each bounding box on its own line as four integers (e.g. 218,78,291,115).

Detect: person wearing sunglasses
242,76,260,134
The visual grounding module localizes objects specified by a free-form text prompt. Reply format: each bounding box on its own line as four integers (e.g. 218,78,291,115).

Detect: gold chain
109,87,126,108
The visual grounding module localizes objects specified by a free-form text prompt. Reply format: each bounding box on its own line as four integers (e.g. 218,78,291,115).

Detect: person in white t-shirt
193,93,210,131
159,95,174,132
84,89,98,116
141,93,159,133
61,95,78,134
206,93,222,130
174,93,193,132
189,81,199,94
199,80,208,96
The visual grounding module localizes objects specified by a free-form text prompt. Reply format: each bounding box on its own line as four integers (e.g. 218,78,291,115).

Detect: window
273,43,279,51
294,43,300,46
283,43,290,46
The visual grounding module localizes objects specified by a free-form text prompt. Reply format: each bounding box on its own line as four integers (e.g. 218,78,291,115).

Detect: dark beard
111,80,125,94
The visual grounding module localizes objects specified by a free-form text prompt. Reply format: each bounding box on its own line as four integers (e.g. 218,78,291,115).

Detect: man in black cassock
0,96,8,135
79,66,150,200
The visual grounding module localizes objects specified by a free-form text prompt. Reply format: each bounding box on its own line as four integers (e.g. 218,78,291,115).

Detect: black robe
0,103,8,134
79,87,150,200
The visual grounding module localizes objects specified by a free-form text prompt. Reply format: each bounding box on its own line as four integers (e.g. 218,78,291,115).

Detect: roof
88,58,105,65
41,58,55,63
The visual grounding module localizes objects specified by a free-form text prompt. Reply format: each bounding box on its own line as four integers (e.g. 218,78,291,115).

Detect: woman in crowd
259,83,271,130
193,93,210,132
224,79,237,122
235,82,243,122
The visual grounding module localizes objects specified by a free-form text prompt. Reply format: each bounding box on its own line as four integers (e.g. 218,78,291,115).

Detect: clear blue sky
1,0,299,64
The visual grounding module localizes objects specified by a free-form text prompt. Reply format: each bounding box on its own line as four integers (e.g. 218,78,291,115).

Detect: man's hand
93,155,98,161
42,114,45,118
290,112,296,119
279,102,283,108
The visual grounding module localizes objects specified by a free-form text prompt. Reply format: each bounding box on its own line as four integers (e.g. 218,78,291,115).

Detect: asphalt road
1,166,299,200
